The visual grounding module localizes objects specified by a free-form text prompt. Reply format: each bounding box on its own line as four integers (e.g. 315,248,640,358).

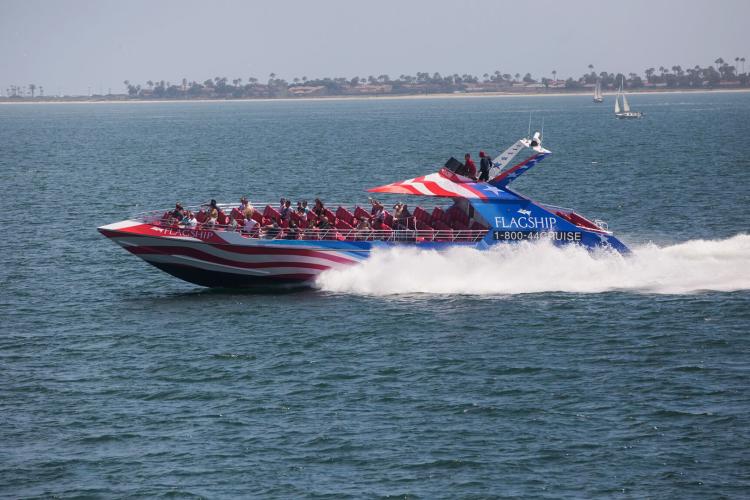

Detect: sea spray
315,234,750,295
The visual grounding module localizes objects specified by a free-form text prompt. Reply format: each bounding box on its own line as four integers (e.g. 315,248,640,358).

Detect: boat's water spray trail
315,234,750,295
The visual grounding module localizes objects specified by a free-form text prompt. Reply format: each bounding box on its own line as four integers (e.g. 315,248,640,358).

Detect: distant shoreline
2,87,749,105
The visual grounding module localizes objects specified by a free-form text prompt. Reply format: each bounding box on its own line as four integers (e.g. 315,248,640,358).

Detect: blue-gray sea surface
1,93,749,498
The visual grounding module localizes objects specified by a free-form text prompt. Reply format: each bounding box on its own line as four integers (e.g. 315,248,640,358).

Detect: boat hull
99,213,629,289
615,111,643,118
98,221,374,288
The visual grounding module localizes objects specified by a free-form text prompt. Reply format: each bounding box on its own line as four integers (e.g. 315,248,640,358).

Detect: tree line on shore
5,57,748,99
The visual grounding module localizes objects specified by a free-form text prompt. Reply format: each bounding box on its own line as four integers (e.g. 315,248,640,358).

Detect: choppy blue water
1,93,749,498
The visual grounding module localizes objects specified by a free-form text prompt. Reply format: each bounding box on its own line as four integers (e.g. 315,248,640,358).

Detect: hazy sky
2,0,748,95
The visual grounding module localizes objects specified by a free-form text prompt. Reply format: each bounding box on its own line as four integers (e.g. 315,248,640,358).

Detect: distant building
287,85,327,97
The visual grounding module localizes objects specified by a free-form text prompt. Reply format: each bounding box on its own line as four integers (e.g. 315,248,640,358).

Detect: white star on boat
481,185,503,196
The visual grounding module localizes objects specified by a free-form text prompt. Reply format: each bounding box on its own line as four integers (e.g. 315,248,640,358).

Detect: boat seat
413,207,431,224
432,220,454,241
335,219,353,230
431,207,445,225
451,220,470,231
263,205,281,222
384,212,394,227
416,220,434,231
353,206,370,220
336,206,355,226
217,212,229,225
323,208,337,223
251,211,264,224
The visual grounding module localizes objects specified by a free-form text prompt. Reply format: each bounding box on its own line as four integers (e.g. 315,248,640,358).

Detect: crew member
464,153,477,180
478,151,492,182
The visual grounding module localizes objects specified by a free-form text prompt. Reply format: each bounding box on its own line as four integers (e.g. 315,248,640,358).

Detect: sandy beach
1,87,749,105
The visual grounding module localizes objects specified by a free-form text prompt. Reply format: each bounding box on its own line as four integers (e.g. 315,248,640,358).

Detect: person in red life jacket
464,153,477,180
478,151,492,182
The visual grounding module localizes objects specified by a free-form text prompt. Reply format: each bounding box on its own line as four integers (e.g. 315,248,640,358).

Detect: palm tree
514,73,520,82
715,57,724,71
29,84,36,97
39,85,43,97
552,69,557,83
741,57,746,75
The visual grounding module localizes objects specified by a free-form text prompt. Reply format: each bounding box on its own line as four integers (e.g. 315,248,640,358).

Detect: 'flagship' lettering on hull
161,227,213,239
494,216,558,229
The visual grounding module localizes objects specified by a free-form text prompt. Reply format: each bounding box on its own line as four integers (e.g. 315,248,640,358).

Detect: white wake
315,234,750,295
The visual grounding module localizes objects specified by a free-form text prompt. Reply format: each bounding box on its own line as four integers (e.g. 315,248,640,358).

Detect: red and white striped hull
98,220,367,288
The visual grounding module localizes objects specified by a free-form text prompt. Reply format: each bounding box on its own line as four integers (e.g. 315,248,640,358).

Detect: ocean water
1,93,749,498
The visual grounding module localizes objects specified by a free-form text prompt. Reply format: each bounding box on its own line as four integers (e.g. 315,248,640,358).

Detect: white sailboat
614,80,642,118
593,80,603,103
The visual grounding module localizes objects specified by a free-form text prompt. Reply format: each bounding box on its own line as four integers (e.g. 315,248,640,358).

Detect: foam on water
316,234,750,295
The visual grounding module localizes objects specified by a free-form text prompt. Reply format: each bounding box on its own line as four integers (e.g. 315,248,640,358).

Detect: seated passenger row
161,199,489,237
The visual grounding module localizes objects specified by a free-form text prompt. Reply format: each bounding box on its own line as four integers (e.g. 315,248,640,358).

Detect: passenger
393,202,410,228
317,215,331,229
243,204,255,220
262,221,281,239
356,216,371,230
181,211,197,228
171,202,184,220
301,200,310,214
204,199,219,226
279,197,286,211
279,199,292,221
464,153,478,180
243,215,258,234
370,199,385,228
478,151,492,182
313,198,325,217
285,221,300,239
239,196,252,212
296,201,305,214
370,198,384,216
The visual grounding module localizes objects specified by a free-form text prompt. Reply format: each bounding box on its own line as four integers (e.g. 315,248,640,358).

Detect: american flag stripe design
105,232,364,281
490,153,549,186
369,172,489,199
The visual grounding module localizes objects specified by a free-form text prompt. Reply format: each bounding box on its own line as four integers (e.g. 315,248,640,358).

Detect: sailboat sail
622,95,630,112
614,95,621,114
594,81,602,99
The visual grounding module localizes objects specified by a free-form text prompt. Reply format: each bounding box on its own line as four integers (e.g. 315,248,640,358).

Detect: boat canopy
368,138,551,200
368,167,518,200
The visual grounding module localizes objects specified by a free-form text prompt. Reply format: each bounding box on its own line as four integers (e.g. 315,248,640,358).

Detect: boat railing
132,205,489,243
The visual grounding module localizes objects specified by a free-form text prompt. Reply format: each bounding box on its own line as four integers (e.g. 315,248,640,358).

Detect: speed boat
99,135,629,288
